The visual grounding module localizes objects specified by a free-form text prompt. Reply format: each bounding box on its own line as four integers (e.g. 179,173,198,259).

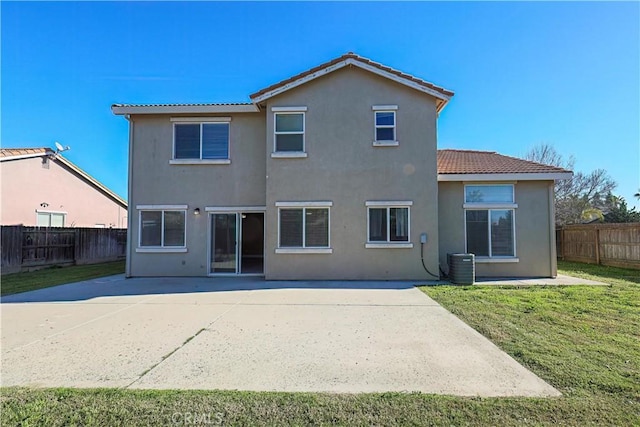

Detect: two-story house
112,53,571,280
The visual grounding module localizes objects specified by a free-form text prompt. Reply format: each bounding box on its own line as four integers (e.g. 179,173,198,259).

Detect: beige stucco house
0,148,127,228
112,53,571,280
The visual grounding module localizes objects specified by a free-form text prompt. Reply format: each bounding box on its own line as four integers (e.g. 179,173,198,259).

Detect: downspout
125,114,134,278
548,182,557,278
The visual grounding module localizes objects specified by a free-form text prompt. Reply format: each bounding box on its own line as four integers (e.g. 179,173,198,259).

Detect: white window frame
35,210,67,227
136,205,188,253
463,184,518,261
373,105,398,146
272,107,307,158
170,119,231,165
365,201,413,248
275,201,331,254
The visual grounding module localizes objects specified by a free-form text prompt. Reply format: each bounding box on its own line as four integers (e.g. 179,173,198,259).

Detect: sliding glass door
209,212,264,275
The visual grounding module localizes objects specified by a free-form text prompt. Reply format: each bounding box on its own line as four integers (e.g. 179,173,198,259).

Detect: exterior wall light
194,208,201,215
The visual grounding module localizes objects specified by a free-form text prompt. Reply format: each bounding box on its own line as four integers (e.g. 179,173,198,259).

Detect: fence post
594,227,600,265
74,228,80,265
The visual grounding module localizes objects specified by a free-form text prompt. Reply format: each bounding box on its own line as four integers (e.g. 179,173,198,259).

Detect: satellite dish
55,142,64,152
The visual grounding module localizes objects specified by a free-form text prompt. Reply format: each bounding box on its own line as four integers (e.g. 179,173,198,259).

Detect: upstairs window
375,112,395,142
372,105,398,146
174,122,229,160
274,111,305,152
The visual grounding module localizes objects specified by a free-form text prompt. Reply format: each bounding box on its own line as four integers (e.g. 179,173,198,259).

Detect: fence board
1,226,126,274
1,226,23,274
557,223,640,270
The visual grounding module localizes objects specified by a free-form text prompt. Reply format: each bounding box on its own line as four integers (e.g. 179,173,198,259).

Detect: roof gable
249,53,454,112
1,147,127,207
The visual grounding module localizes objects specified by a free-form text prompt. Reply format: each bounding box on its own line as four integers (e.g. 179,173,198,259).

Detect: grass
1,261,638,426
1,261,125,296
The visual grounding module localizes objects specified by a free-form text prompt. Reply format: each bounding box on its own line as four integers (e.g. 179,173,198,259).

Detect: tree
524,143,617,226
635,189,640,200
604,196,640,223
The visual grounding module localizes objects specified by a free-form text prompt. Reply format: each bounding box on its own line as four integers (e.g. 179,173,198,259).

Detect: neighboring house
112,53,571,280
0,148,127,228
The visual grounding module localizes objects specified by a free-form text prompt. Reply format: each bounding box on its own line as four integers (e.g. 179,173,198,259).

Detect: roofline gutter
437,172,573,182
0,152,54,162
111,104,260,115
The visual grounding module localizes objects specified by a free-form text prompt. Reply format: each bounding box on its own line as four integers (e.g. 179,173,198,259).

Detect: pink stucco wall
0,156,127,227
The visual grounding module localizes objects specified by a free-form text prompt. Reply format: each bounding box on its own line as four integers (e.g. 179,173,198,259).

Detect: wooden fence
1,226,127,274
556,223,640,270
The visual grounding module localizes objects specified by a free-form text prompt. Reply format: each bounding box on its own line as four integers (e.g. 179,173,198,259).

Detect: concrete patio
0,275,573,396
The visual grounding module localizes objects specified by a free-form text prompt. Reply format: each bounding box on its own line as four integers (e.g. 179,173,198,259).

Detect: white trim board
463,203,518,209
275,201,333,207
372,105,398,111
112,104,259,115
365,201,413,206
275,248,333,254
205,206,266,212
136,204,188,210
170,117,231,122
365,243,414,249
439,173,573,182
169,159,231,165
271,106,308,112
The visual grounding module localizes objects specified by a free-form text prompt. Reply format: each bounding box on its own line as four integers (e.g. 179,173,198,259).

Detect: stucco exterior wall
0,157,126,227
438,180,556,277
264,66,440,280
128,113,266,276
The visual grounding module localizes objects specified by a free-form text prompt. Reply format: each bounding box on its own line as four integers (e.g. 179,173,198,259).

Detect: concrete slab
2,301,240,388
472,274,608,286
1,275,561,396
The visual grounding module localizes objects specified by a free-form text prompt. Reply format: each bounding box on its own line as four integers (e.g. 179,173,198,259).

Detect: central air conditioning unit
447,253,475,285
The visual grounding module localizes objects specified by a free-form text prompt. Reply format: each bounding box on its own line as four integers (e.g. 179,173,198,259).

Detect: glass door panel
241,213,264,274
211,213,237,273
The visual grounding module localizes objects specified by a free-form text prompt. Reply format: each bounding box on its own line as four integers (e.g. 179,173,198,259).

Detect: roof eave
437,172,574,182
0,151,53,162
111,104,259,115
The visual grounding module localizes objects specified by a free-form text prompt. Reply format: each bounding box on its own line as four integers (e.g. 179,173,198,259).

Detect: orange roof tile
249,52,454,101
437,149,572,175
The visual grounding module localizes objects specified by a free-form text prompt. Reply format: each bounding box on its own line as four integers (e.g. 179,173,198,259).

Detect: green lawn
1,261,125,296
1,261,638,426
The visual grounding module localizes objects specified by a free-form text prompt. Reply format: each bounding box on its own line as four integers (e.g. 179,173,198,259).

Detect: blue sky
2,2,639,207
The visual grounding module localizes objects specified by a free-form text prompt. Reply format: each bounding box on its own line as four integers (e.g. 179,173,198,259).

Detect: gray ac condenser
447,253,475,285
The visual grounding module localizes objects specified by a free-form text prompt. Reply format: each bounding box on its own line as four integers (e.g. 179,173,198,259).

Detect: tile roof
249,52,454,101
437,149,572,175
0,147,51,158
